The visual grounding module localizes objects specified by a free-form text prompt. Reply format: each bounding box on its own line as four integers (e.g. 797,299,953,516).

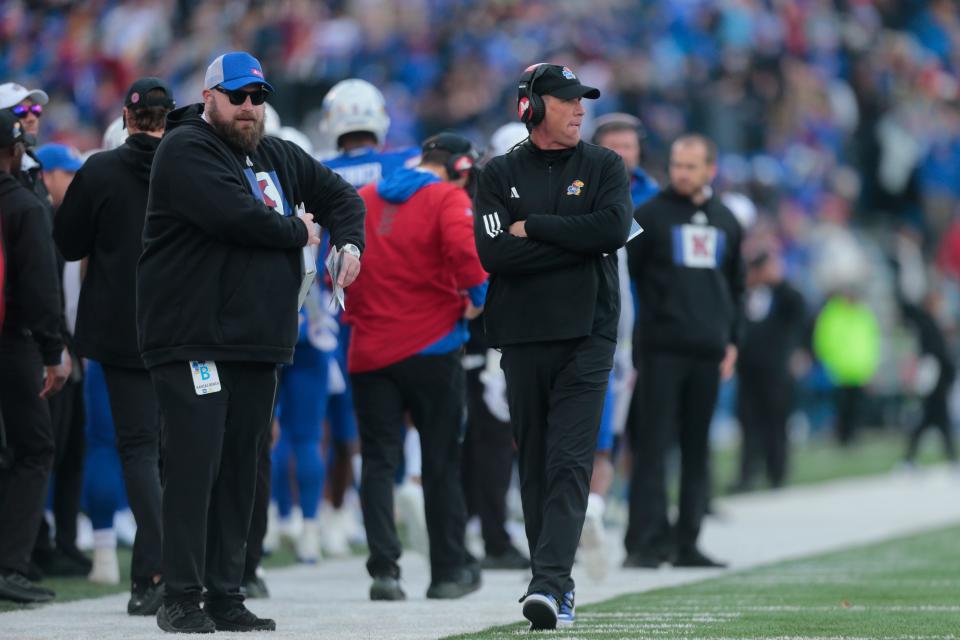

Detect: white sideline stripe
2,468,959,639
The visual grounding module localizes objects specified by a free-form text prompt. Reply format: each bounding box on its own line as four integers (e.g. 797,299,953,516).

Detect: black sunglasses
214,86,270,106
11,104,43,118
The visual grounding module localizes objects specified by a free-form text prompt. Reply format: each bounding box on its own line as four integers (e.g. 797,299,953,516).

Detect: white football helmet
102,116,128,150
277,126,315,156
319,79,390,149
488,122,529,158
264,102,282,136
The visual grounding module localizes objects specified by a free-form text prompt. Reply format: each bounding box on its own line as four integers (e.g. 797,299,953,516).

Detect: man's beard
207,100,264,152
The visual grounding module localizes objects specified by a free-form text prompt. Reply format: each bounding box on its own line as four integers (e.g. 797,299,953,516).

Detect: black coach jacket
474,139,631,346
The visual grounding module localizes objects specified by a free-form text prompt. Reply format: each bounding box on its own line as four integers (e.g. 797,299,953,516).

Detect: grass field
448,525,960,639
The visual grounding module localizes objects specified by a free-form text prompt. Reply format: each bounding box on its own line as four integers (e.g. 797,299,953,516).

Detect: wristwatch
341,243,361,260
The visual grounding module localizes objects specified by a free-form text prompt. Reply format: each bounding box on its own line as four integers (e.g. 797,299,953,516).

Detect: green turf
447,525,960,639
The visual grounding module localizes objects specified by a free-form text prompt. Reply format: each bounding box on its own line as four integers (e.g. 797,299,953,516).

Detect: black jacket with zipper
137,104,365,369
0,171,64,364
474,139,631,347
55,133,161,369
628,187,745,362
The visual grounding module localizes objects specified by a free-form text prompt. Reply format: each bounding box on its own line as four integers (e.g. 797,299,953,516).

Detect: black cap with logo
124,77,176,110
525,64,600,100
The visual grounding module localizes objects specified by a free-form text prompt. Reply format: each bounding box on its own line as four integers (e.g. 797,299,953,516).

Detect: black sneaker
369,576,405,601
426,566,482,599
204,601,276,632
0,572,55,604
36,547,91,577
157,601,216,634
623,547,670,569
241,575,270,599
481,546,531,570
128,580,164,616
672,546,728,568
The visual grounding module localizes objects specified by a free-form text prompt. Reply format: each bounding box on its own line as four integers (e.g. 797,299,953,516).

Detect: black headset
517,63,550,127
422,132,479,181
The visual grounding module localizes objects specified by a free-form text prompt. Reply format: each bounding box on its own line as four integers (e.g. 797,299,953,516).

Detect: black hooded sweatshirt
137,104,365,368
55,133,161,369
0,170,64,364
628,187,745,361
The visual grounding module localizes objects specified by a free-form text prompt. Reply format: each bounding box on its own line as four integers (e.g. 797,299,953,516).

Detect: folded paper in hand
325,247,345,311
296,202,317,310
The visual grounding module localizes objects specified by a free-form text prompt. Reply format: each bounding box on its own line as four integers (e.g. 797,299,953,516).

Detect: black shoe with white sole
370,576,406,601
520,592,558,631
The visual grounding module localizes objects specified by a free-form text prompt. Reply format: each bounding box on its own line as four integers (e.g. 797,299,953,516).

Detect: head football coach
473,63,631,630
137,52,364,633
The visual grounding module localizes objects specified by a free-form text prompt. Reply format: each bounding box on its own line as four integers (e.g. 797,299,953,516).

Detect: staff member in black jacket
474,63,631,630
137,52,364,634
0,110,68,604
54,77,175,616
733,250,806,491
624,134,745,570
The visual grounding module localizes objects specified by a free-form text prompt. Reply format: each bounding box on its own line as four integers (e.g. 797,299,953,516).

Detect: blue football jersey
322,146,420,189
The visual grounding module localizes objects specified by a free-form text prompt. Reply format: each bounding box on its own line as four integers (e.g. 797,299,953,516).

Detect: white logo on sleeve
673,224,726,269
510,186,520,199
483,212,503,238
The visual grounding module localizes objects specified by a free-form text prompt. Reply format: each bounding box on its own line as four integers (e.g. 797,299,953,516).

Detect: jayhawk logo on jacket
566,179,584,196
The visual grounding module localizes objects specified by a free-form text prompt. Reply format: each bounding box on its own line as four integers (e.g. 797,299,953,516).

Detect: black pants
34,362,85,555
101,365,163,584
906,373,957,462
244,423,272,581
352,351,468,583
0,335,55,575
500,335,614,598
461,366,514,557
736,371,792,489
150,360,278,605
625,352,720,555
835,385,864,447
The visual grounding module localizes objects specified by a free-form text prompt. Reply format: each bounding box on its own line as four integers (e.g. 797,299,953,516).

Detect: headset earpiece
518,64,549,127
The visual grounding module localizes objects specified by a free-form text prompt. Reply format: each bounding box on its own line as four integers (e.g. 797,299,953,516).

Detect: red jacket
345,177,487,373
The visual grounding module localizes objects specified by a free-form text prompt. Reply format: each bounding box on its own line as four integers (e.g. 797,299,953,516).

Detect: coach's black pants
625,351,720,555
35,359,85,556
102,365,163,585
150,361,277,605
500,335,614,598
0,335,55,575
735,370,792,489
352,351,468,583
461,366,515,557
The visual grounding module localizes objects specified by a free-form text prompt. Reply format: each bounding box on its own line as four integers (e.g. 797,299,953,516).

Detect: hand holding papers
296,202,318,310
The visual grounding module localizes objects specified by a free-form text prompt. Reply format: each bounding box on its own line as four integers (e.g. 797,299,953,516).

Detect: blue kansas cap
204,52,274,93
36,143,83,172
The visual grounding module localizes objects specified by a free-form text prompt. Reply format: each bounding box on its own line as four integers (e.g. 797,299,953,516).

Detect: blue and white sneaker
520,592,558,630
557,590,575,626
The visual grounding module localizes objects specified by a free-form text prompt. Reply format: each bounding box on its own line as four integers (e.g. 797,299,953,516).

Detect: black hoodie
55,133,161,369
0,170,64,364
137,104,365,368
628,187,745,361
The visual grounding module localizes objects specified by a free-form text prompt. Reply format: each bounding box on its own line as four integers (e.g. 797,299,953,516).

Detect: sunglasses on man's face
11,104,43,118
214,86,269,106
